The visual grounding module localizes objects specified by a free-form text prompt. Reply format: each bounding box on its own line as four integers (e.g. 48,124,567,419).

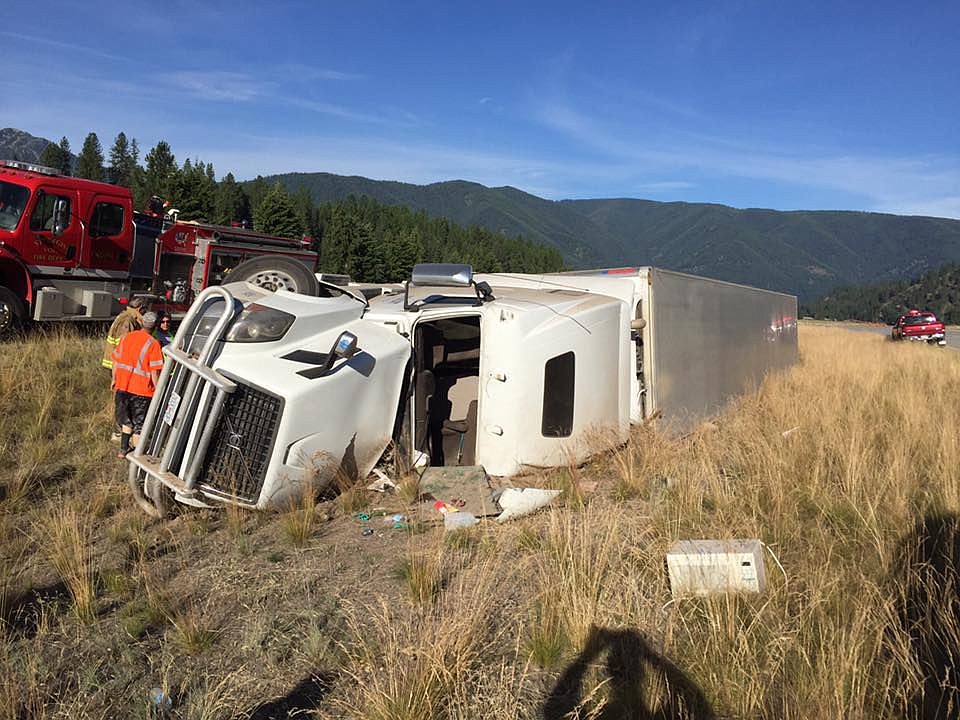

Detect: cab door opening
413,316,481,467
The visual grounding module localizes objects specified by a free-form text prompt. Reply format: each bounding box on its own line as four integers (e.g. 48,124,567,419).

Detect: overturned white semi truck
126,265,798,517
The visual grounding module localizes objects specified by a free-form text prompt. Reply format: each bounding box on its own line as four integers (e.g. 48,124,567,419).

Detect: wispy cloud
0,31,130,64
889,197,960,219
281,97,390,124
167,71,268,102
277,63,366,82
536,100,960,218
635,181,697,193
193,131,604,197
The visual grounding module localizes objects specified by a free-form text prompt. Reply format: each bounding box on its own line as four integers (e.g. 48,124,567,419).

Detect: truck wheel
229,257,319,295
0,286,26,337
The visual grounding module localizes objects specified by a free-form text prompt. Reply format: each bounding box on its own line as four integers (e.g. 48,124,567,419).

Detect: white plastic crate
666,539,766,596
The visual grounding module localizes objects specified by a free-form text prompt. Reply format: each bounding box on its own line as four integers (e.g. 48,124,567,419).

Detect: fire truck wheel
229,257,319,295
0,286,26,337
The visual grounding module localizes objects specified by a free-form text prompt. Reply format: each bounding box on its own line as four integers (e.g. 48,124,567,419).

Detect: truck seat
441,399,478,466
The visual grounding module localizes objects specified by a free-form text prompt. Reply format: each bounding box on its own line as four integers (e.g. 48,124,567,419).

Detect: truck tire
0,286,26,337
228,256,319,295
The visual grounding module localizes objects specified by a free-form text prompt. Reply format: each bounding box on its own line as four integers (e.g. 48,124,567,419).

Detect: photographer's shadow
892,513,960,720
543,626,714,720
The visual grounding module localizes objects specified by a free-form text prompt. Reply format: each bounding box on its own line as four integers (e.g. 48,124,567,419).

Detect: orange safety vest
112,329,164,397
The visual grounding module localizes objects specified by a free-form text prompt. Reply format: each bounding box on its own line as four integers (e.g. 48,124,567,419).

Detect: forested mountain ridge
270,171,960,301
0,128,52,163
801,263,960,324
267,173,627,267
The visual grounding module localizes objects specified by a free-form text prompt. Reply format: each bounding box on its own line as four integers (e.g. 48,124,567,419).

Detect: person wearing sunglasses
153,312,174,347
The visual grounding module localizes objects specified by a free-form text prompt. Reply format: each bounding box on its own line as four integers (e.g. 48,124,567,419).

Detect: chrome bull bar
127,286,240,516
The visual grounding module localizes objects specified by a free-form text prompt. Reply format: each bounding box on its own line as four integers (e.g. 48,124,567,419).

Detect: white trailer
126,265,797,517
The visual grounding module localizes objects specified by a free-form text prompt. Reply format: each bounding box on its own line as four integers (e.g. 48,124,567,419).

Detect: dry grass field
1,324,958,719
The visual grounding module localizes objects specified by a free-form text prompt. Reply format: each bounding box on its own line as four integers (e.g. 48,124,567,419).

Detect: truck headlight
226,304,295,343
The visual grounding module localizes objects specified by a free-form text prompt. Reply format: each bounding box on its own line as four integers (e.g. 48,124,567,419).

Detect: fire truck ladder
127,285,239,517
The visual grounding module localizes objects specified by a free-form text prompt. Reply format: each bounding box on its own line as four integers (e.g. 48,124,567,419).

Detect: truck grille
198,381,282,503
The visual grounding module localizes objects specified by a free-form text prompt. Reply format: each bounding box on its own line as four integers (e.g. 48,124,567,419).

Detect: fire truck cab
0,160,317,335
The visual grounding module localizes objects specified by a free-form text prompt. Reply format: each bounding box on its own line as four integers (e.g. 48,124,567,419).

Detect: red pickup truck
891,310,946,345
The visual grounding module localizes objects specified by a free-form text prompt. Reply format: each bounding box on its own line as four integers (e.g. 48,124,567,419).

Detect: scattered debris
495,488,562,522
666,539,767,597
434,501,480,530
383,513,408,529
367,469,397,493
361,528,374,537
781,426,801,439
420,466,497,517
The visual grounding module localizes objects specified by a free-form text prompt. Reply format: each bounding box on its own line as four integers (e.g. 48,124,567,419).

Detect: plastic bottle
434,501,479,530
149,687,172,714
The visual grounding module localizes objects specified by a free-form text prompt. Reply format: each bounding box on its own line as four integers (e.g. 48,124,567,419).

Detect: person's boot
118,432,132,458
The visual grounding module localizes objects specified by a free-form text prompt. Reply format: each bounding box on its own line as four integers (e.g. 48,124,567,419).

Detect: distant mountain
802,262,960,324
270,173,625,267
0,128,55,164
269,172,960,301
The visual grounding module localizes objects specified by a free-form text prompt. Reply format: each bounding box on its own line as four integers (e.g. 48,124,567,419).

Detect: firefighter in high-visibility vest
111,312,164,457
102,297,145,370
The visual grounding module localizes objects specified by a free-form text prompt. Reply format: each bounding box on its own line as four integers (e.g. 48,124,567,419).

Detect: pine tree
129,139,149,210
57,137,72,175
75,133,105,181
143,141,178,203
347,219,383,282
320,204,358,274
253,184,304,239
383,227,423,281
215,173,251,226
291,187,314,234
108,132,136,187
38,142,65,172
170,158,216,220
246,176,269,215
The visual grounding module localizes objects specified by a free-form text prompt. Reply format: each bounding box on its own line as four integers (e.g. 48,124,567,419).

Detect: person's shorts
114,391,152,433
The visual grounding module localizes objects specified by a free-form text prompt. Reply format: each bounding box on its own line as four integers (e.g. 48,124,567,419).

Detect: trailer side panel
648,268,797,433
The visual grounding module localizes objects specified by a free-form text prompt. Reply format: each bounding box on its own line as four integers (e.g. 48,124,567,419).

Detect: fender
0,247,32,305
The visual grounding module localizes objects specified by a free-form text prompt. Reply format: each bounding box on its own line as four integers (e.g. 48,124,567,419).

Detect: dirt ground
1,422,568,719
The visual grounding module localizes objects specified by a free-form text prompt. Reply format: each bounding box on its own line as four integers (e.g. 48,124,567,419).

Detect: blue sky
2,1,958,218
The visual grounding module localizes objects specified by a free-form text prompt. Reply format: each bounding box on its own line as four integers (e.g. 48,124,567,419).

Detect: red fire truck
0,160,319,336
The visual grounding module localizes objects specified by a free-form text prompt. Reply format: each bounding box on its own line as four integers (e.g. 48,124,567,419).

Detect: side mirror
52,197,69,237
321,330,359,373
333,330,358,358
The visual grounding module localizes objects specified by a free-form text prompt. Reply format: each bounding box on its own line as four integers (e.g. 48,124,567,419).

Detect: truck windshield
904,314,938,326
0,181,30,231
